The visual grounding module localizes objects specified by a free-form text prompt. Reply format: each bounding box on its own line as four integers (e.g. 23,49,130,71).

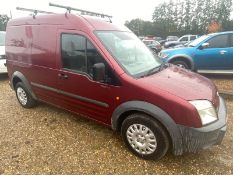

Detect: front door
195,34,231,70
56,30,119,123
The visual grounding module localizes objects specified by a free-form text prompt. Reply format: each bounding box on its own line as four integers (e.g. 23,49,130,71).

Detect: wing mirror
93,63,105,82
200,43,209,49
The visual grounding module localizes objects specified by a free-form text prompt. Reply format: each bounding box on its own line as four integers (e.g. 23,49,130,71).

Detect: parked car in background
143,39,162,53
164,35,199,49
178,35,199,45
0,31,7,73
160,31,233,73
166,36,179,41
6,10,227,161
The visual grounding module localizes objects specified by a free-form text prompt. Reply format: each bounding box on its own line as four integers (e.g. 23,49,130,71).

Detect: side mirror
93,63,105,82
200,43,209,49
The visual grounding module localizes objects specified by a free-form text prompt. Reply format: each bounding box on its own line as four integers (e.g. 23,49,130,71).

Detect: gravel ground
204,74,233,92
0,73,233,175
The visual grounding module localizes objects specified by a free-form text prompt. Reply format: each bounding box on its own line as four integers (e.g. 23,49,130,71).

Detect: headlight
159,52,169,59
189,100,217,126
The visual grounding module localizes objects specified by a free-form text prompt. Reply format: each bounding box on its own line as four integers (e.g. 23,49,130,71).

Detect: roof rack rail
16,7,55,18
49,2,112,22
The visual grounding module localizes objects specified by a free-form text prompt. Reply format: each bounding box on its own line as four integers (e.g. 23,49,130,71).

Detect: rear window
0,32,6,46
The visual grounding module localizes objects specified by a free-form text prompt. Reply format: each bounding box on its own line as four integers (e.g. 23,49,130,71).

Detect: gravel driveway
0,74,233,175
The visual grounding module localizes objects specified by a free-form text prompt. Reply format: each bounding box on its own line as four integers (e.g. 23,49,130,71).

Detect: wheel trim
17,87,28,105
126,124,157,155
176,64,186,68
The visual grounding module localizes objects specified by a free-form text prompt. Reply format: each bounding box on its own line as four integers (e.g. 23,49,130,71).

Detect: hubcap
126,124,157,155
17,87,27,105
176,64,186,68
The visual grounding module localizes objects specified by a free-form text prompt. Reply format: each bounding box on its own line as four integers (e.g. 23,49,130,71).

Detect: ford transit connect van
6,9,227,160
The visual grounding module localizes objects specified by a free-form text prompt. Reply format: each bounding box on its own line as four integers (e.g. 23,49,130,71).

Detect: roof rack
49,2,112,23
16,7,55,18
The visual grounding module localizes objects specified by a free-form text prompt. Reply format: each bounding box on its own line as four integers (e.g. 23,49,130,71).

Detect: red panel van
5,12,227,160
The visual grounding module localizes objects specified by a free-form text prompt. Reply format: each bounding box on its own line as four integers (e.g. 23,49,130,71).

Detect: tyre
121,113,169,160
172,60,189,69
15,82,36,108
151,48,158,54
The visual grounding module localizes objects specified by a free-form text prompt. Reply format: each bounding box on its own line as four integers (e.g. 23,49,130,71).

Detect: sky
0,0,167,24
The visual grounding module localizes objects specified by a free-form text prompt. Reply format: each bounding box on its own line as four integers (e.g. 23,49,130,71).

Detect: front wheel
121,113,170,160
172,60,189,69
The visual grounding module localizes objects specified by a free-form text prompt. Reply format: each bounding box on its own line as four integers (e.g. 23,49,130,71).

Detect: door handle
220,50,227,55
58,73,68,79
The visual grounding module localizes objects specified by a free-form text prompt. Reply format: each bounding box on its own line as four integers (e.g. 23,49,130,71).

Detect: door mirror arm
200,43,209,50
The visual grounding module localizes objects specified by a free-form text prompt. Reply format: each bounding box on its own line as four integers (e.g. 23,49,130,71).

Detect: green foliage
125,0,233,37
0,15,10,31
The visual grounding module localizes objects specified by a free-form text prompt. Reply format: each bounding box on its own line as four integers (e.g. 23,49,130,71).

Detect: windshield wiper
159,62,170,71
143,66,161,77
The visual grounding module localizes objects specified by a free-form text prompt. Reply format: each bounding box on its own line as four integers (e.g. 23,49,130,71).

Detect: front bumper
174,96,227,155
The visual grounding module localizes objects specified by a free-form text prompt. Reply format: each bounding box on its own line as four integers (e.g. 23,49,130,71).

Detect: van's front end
0,31,7,73
93,28,227,159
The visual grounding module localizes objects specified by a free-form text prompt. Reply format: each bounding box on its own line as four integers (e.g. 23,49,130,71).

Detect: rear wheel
15,82,36,108
121,113,169,160
172,60,189,69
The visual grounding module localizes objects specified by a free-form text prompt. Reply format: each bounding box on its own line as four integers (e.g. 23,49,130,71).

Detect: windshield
0,32,6,46
95,31,162,77
188,35,209,47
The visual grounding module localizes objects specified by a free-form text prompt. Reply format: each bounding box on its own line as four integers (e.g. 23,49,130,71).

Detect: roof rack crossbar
49,2,112,19
16,7,55,16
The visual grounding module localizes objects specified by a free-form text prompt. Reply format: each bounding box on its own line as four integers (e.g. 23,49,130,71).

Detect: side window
61,34,87,72
190,36,196,41
229,34,233,47
180,37,188,42
86,40,106,77
207,35,229,48
61,33,120,85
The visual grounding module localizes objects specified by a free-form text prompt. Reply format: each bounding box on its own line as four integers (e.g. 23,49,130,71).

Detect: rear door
194,34,231,70
56,30,120,123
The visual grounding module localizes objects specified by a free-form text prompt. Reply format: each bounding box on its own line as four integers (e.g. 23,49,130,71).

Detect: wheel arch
111,101,183,155
11,71,37,100
168,54,195,70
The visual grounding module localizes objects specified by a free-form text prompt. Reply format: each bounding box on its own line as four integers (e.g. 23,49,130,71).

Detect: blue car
159,31,233,74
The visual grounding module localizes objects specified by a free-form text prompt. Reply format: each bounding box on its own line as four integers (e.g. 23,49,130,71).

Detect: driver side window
207,35,229,48
61,33,106,76
61,33,120,85
180,37,188,42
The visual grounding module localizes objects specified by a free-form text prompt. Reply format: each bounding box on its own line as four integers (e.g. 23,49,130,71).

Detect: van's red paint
6,14,219,129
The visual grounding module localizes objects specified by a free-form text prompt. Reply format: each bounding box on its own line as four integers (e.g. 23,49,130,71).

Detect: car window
207,34,229,48
180,36,188,42
229,34,233,47
0,32,6,46
61,34,87,72
61,33,119,85
190,36,196,40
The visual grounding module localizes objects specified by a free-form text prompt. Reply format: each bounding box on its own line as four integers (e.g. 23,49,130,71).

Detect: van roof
7,13,130,32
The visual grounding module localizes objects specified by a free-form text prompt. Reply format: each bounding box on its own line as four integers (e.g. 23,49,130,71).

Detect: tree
0,15,10,31
126,0,233,37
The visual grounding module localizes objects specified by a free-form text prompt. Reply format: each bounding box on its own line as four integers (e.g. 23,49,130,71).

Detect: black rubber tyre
15,82,36,108
121,113,170,160
172,60,189,69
